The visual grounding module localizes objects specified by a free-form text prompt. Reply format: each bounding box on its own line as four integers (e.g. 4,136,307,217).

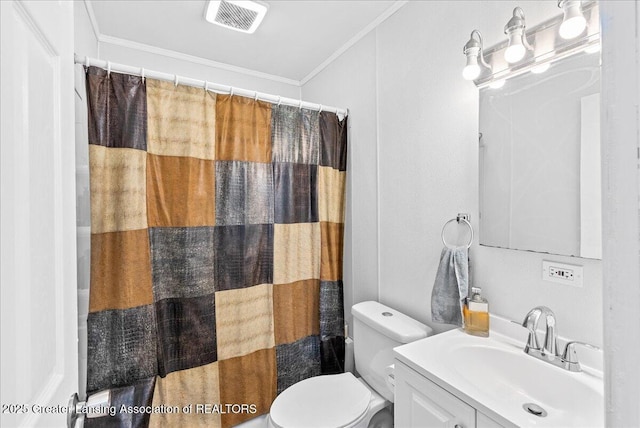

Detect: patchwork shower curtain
85,66,347,428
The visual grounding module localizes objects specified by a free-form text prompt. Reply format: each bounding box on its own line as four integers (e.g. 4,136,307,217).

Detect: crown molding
83,0,101,42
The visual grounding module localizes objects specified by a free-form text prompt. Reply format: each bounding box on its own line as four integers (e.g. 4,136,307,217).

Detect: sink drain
523,403,547,417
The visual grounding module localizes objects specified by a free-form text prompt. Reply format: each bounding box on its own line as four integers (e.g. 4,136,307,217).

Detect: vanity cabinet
395,361,506,428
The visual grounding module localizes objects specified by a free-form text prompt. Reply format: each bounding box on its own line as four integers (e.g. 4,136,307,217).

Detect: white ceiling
89,0,400,82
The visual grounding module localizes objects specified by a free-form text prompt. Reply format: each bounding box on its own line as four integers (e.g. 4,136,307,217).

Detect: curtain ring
230,87,234,97
277,96,282,106
319,104,323,113
254,91,259,101
174,75,179,87
298,100,303,110
85,57,90,68
107,61,111,75
204,81,209,92
141,68,145,83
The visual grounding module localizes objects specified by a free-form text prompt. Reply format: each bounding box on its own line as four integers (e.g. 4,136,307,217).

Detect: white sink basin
394,318,604,427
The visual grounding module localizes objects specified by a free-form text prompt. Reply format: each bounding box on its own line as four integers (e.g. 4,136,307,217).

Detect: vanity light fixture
462,30,491,81
504,7,533,64
558,1,587,40
462,2,599,87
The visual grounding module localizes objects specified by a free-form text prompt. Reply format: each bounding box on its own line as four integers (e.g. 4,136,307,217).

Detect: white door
1,1,78,427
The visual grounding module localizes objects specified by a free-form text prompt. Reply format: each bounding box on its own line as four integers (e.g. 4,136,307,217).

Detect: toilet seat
269,373,372,428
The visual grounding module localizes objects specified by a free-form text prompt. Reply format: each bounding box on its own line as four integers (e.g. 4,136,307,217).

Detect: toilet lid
270,373,372,428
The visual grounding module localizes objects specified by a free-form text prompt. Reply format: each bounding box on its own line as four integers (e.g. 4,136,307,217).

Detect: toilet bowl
267,372,387,428
264,301,432,428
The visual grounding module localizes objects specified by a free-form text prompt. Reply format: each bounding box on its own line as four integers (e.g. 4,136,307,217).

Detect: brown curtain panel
85,66,348,428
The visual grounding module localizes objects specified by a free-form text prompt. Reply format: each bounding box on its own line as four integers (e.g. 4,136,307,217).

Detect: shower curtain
84,66,348,428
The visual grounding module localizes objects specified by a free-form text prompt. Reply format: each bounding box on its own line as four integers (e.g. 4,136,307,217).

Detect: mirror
479,50,601,259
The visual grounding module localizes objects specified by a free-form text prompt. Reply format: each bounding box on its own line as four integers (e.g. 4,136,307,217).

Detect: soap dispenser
463,287,489,337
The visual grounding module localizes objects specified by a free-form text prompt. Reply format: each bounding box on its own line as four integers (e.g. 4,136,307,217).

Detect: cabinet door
395,362,475,428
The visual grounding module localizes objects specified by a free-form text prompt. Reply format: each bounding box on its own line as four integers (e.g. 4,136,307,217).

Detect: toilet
267,301,432,428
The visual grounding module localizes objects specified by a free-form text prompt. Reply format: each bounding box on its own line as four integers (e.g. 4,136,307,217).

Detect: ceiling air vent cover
205,0,269,34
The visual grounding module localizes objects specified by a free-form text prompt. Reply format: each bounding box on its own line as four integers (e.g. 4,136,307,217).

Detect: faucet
522,306,557,359
521,306,599,372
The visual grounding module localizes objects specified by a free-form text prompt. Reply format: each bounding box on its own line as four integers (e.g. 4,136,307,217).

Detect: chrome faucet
521,306,599,372
522,306,557,359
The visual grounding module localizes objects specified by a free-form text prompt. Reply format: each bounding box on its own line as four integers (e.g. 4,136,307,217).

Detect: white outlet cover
542,260,584,287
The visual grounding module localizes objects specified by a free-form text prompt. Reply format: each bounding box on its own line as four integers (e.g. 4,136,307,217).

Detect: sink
393,317,604,427
447,341,603,427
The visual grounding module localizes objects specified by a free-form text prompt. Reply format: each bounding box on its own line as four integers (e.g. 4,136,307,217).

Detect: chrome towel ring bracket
441,213,474,249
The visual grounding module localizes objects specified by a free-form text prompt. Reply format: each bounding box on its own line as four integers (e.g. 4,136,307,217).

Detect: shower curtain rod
74,55,348,118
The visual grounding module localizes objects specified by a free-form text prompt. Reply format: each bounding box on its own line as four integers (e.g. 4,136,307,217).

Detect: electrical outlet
549,266,574,280
542,260,583,287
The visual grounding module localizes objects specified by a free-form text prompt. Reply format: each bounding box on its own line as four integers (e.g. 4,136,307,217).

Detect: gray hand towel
431,246,469,326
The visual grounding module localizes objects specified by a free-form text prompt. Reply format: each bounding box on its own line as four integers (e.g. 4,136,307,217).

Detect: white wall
303,1,603,345
374,1,478,335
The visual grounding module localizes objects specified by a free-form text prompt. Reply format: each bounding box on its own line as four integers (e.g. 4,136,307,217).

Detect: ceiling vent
205,0,269,34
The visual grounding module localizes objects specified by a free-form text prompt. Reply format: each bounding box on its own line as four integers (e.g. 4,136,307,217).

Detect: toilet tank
351,301,431,402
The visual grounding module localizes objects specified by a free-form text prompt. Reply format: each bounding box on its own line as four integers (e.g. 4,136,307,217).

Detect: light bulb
559,1,586,39
462,52,480,80
462,45,481,80
505,44,525,63
489,79,505,89
531,62,550,74
504,31,526,63
559,16,587,39
462,30,490,82
463,64,481,80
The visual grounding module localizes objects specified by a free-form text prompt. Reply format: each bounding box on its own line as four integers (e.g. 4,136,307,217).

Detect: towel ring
441,216,474,249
